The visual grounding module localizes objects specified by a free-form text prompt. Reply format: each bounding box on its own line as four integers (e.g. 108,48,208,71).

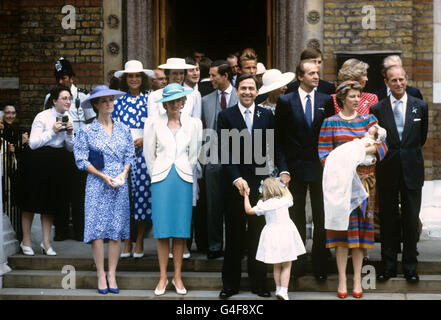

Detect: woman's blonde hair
261,177,286,201
337,58,369,84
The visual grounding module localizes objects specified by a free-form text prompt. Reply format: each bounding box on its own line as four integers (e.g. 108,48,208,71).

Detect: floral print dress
112,92,152,221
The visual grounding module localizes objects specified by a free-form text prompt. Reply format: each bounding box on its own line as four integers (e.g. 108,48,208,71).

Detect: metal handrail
1,126,28,240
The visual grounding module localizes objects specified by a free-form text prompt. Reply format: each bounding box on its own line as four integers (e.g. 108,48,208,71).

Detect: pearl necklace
338,111,357,120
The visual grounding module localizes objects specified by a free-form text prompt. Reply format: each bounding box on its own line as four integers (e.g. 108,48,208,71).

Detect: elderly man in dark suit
374,55,424,101
371,65,428,283
201,60,238,260
217,74,286,299
274,60,334,281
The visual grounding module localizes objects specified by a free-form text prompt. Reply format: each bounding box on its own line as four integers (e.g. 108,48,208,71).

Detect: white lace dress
252,196,306,264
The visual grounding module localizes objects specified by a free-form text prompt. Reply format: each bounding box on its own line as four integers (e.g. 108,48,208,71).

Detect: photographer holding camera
19,85,74,256
43,57,95,242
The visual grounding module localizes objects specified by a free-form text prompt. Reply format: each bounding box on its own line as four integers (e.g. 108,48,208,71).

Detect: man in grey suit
201,60,238,259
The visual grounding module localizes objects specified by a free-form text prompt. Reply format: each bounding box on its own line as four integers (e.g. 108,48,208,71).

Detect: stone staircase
1,251,441,300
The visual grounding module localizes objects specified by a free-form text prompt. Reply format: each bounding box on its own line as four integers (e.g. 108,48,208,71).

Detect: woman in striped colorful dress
318,81,388,299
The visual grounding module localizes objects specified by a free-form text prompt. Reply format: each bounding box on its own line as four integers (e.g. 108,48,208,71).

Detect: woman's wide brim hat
81,85,126,109
114,60,155,78
155,83,193,103
158,58,196,70
256,62,267,75
258,69,295,95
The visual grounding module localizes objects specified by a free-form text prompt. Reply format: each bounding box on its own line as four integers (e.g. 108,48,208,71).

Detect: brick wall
16,0,104,126
0,0,20,105
323,0,440,181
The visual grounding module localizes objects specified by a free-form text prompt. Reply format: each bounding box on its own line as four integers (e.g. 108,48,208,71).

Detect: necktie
221,91,226,110
244,109,252,133
305,94,312,127
393,100,404,140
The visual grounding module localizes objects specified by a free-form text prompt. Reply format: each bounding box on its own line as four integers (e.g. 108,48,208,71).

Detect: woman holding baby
318,80,388,299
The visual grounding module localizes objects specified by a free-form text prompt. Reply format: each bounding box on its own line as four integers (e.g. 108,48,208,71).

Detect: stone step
7,255,441,274
3,270,441,293
3,288,437,300
3,239,19,258
3,229,17,243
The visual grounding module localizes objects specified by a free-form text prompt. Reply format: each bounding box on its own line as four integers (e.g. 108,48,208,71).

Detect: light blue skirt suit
143,112,202,239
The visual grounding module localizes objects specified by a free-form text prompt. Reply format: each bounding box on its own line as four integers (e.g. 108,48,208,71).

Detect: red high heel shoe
352,291,363,298
337,291,348,299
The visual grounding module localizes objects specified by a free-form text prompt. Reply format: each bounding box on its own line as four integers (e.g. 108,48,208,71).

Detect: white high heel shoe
172,278,187,295
133,252,144,259
20,242,34,256
120,251,131,258
154,279,168,296
40,243,57,256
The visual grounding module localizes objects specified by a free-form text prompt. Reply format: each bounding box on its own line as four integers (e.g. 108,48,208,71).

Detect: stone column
434,0,441,103
303,0,324,51
103,0,124,84
275,0,304,72
126,0,155,69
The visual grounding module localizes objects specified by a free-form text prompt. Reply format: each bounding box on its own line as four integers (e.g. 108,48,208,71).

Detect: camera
56,115,69,130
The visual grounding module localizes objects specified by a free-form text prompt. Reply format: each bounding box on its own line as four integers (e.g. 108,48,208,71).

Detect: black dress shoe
207,250,223,260
251,289,271,298
404,271,420,283
219,289,238,299
377,270,397,282
314,274,327,282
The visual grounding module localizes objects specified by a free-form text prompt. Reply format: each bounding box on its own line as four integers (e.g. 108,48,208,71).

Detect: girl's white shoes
40,243,57,256
20,242,34,256
275,288,289,300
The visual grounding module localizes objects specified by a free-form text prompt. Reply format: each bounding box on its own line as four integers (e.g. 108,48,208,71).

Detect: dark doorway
166,0,267,62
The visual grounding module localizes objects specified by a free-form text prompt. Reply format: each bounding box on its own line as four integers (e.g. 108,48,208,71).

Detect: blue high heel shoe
107,276,119,294
97,287,108,294
98,276,108,294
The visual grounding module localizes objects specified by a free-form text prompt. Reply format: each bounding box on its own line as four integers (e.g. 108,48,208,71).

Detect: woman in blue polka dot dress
112,60,155,258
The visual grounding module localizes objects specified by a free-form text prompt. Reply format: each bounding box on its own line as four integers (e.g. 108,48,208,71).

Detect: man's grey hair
383,55,402,69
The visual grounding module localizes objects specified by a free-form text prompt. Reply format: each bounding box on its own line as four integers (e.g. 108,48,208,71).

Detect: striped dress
318,113,388,249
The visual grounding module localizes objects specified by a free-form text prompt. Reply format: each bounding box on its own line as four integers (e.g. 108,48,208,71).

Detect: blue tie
305,94,312,127
393,100,404,140
244,109,252,133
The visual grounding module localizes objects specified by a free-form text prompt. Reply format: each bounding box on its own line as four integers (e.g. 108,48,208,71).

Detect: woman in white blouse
144,83,202,296
19,85,74,256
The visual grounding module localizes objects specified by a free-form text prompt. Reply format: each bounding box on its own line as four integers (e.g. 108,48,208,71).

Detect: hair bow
258,178,286,194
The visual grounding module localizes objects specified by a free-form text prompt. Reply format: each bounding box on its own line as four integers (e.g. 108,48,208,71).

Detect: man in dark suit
227,54,239,87
201,60,238,260
274,60,333,281
217,74,286,299
374,55,424,101
371,65,428,283
198,57,215,97
285,48,335,96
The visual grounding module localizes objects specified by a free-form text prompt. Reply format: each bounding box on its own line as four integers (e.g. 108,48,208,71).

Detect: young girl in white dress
244,177,306,300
